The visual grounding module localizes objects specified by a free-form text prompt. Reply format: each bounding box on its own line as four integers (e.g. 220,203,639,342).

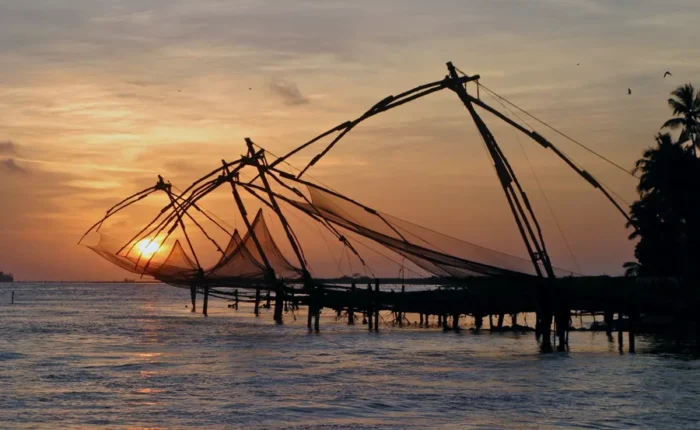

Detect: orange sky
1,0,700,280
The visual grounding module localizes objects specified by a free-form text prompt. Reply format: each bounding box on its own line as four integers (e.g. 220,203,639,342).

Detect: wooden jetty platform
194,275,698,353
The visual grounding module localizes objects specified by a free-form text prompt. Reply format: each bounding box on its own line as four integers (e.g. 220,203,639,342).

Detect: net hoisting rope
451,66,638,180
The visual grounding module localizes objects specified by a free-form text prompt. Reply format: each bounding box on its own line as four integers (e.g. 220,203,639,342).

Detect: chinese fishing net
82,209,303,286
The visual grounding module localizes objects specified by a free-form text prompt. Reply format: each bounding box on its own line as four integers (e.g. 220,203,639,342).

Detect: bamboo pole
446,66,546,278
263,75,478,176
465,92,633,226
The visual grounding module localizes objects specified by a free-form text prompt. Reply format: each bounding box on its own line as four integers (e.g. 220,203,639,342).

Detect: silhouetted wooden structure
81,62,697,353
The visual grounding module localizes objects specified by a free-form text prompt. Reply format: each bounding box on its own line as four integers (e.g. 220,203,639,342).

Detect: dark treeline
627,83,700,278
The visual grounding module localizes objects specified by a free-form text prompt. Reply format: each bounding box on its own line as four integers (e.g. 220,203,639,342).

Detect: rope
335,245,348,277
275,199,320,275
345,246,355,277
477,83,638,179
346,234,423,278
171,184,234,232
286,196,345,277
601,182,632,206
472,80,633,212
486,91,583,274
254,146,376,274
252,143,339,193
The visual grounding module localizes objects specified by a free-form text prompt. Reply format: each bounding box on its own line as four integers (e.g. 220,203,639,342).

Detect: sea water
0,283,699,429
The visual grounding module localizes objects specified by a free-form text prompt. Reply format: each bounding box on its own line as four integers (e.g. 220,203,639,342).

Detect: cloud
268,78,309,106
0,158,29,175
0,141,17,155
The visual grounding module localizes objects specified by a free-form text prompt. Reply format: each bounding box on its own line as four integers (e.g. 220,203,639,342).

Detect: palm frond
670,83,696,108
668,98,688,116
662,117,684,130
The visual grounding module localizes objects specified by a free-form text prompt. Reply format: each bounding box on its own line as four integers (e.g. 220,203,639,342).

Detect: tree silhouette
622,261,641,277
628,132,700,277
662,83,700,156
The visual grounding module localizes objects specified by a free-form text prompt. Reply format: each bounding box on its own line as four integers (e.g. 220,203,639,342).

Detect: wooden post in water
314,306,320,331
628,311,637,353
511,313,518,327
555,310,569,351
374,279,380,332
604,309,613,337
265,290,271,309
202,286,209,317
273,283,284,324
497,313,505,330
307,300,313,329
367,284,373,331
314,286,322,332
442,314,449,332
452,313,460,332
190,286,197,313
11,290,14,305
419,313,424,326
617,312,624,352
488,314,494,330
254,287,261,316
398,285,405,327
540,312,553,352
348,282,356,325
537,282,553,352
475,313,483,332
437,314,442,327
233,289,239,310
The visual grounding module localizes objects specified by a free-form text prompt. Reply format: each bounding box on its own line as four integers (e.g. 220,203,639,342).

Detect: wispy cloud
0,158,29,175
0,140,17,155
0,0,699,279
268,78,310,106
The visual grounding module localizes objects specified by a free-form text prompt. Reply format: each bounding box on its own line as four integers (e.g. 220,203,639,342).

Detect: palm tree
633,133,687,198
662,83,700,156
628,132,700,277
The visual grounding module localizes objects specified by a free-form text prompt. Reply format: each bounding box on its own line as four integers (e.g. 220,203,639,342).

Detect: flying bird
577,63,580,66
664,71,672,78
628,88,632,95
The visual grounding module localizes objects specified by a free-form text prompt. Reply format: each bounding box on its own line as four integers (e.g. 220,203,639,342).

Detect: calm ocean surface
1,283,699,429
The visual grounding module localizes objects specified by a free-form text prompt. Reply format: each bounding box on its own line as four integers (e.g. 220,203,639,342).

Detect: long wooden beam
253,75,479,179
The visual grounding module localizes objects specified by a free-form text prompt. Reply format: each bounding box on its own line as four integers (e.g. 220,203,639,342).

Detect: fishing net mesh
296,183,573,278
207,211,302,281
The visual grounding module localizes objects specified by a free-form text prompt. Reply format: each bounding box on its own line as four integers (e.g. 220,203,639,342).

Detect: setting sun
136,239,160,258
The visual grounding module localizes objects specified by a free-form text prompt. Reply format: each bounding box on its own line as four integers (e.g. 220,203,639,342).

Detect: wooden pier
196,275,698,353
